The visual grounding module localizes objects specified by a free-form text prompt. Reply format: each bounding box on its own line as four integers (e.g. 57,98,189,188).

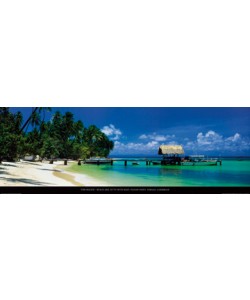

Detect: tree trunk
64,159,67,165
19,107,39,133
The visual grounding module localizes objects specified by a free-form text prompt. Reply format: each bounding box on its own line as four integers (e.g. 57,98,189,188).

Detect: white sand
0,160,108,186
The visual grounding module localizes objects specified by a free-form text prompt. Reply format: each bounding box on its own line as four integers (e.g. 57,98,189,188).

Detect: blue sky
10,107,250,156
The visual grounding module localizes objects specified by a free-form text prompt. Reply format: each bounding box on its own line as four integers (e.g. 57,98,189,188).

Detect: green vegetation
0,108,23,163
0,108,114,163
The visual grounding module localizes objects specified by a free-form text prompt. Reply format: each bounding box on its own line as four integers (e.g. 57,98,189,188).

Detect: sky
10,107,250,156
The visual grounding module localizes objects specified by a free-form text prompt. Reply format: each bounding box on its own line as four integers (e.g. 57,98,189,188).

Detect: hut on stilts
158,145,184,165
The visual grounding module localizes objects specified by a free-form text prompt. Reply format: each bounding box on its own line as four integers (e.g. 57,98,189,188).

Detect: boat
181,155,219,166
181,160,218,166
132,162,139,165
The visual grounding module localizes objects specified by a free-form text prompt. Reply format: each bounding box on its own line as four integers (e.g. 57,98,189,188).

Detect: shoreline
1,159,249,187
0,160,108,187
56,162,111,186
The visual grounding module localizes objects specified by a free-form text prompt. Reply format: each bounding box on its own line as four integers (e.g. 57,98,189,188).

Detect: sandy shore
0,160,108,186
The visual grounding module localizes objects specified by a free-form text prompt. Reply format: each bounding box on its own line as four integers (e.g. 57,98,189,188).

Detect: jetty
79,157,163,166
77,145,222,166
77,157,222,166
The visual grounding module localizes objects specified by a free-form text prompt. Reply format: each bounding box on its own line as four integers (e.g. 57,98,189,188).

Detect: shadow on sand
0,171,9,176
21,161,41,166
1,163,19,168
1,176,52,186
39,168,62,172
0,168,52,186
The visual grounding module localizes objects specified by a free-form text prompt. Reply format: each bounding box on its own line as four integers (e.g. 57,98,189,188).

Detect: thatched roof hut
158,145,184,155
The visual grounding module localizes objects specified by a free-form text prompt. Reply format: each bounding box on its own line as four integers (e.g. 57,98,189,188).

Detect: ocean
68,157,250,187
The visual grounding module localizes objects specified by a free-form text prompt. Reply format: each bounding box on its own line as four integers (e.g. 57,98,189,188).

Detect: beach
0,160,108,186
1,158,249,187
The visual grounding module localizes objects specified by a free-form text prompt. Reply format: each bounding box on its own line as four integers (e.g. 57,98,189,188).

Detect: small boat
132,162,139,165
181,155,219,166
181,161,195,166
181,160,218,166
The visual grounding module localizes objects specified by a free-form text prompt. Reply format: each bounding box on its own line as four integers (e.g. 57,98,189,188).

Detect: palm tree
0,108,23,162
83,125,104,157
19,107,51,134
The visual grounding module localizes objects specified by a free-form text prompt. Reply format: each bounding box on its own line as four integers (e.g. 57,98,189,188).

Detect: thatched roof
158,145,184,155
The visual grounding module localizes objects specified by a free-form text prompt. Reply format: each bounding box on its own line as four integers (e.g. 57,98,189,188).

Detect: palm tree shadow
1,177,53,186
0,171,9,176
0,169,53,186
21,161,41,166
2,163,19,168
39,168,62,172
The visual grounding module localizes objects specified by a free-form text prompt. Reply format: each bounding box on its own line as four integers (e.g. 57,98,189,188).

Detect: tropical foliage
0,108,114,162
0,108,23,162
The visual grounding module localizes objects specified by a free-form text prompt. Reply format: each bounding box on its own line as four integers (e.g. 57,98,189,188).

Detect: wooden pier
113,159,163,166
78,158,222,166
110,157,185,166
79,158,183,166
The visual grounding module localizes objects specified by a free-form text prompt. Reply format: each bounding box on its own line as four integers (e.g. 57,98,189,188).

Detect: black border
0,186,249,194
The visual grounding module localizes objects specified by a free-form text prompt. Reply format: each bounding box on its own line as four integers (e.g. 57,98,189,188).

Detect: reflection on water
158,167,183,176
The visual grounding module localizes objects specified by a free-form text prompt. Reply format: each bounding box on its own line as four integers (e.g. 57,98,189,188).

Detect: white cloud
185,131,249,153
101,124,122,140
197,131,223,149
139,133,175,142
224,133,249,152
154,136,168,142
113,130,250,155
226,133,241,142
139,134,147,139
146,141,159,147
113,140,160,154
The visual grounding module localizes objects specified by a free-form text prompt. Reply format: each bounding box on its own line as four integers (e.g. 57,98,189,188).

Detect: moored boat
181,155,219,166
181,160,218,166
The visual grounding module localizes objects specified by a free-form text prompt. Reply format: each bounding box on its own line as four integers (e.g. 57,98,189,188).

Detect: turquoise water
68,158,250,186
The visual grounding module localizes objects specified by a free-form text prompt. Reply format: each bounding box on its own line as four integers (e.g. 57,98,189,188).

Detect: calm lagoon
68,157,250,187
